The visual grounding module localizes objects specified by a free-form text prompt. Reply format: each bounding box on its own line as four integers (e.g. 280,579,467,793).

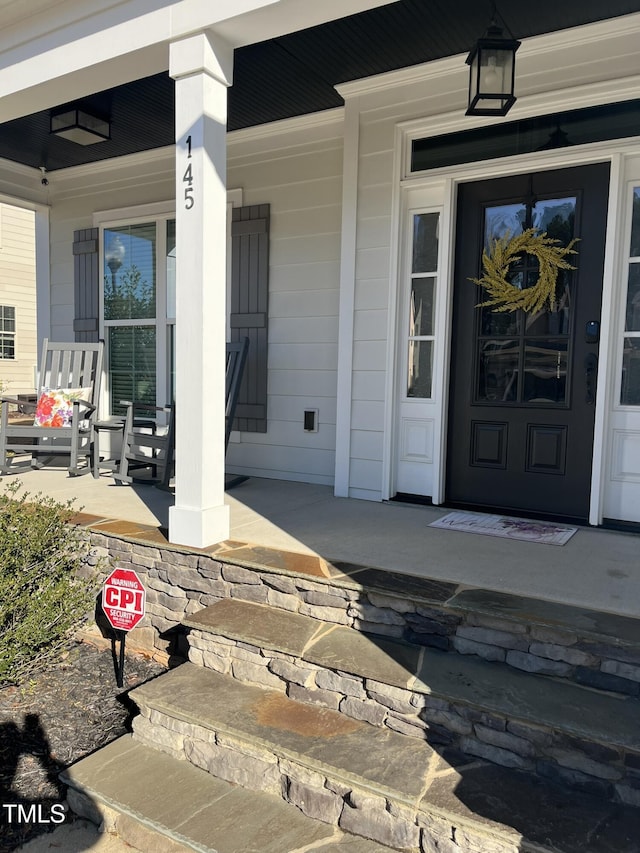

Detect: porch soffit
0,0,638,173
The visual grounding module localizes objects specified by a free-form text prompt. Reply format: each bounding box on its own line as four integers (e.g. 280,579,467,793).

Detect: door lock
585,320,600,344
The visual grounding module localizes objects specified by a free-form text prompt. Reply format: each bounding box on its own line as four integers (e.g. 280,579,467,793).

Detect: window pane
407,340,432,398
484,204,526,246
0,305,15,332
481,307,520,336
532,197,575,243
108,326,156,415
477,339,518,402
104,224,156,320
409,277,435,337
625,264,640,331
523,339,567,404
0,334,14,359
621,338,640,405
411,99,640,172
631,188,640,258
412,213,439,273
167,219,176,320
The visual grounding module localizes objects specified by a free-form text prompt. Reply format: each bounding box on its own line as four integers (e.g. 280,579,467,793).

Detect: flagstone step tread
61,735,397,853
447,588,640,649
306,557,639,651
130,663,434,804
184,599,640,751
130,666,640,853
62,733,640,853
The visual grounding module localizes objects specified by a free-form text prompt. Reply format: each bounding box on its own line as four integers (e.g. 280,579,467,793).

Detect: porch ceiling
1,0,639,172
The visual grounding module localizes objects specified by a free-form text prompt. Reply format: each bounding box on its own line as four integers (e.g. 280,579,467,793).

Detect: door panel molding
470,421,508,469
525,424,567,475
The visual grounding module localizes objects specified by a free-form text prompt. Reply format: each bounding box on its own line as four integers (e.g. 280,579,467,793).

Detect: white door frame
385,135,636,524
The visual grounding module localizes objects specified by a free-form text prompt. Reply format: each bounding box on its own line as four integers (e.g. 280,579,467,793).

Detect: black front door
447,163,610,522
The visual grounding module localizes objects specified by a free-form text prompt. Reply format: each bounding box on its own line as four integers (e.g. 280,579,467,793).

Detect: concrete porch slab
2,469,639,618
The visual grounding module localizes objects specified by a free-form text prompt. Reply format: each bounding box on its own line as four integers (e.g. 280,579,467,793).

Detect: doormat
429,511,577,545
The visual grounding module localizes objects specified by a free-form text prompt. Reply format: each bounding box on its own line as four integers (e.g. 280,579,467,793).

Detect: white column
169,31,233,548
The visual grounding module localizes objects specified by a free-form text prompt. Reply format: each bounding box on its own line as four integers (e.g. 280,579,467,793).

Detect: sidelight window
406,212,439,398
620,186,640,406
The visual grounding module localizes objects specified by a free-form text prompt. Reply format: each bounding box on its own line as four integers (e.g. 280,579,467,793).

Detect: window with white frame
406,212,439,399
620,187,640,406
98,193,261,426
102,217,175,414
0,305,15,359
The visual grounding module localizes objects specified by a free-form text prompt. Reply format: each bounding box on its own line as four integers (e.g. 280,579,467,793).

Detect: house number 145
183,135,194,209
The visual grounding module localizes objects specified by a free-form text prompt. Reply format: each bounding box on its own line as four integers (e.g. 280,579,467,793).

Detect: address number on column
183,135,194,209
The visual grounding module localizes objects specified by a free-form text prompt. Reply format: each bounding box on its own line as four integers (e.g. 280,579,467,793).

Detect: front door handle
584,352,598,404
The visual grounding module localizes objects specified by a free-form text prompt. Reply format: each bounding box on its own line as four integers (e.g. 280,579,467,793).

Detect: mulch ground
0,639,165,852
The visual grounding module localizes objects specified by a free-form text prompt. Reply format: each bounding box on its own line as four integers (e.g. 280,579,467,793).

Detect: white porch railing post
168,31,232,548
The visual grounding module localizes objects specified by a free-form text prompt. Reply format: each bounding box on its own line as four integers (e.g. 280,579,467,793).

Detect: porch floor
2,467,639,618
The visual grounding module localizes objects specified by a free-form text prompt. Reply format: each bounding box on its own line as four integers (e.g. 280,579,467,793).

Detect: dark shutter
73,228,99,342
230,204,269,433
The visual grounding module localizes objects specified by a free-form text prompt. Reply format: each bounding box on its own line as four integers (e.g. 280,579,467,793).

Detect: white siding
48,156,176,341
226,122,343,485
347,110,397,498
0,204,36,393
343,19,640,518
44,118,343,487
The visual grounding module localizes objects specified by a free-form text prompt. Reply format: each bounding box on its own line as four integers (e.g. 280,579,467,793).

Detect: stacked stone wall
185,627,640,807
131,706,522,853
85,531,640,698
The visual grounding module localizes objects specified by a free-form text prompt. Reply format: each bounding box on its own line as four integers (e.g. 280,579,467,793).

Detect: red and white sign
102,568,146,632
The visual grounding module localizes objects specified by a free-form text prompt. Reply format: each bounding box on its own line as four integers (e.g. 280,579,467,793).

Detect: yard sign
102,568,146,632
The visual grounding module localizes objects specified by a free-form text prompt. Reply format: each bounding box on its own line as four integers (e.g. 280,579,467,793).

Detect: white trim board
387,132,640,523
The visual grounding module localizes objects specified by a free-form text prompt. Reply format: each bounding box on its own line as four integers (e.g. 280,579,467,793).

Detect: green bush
0,483,99,685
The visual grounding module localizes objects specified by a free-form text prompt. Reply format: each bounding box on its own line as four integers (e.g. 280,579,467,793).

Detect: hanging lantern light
466,8,520,118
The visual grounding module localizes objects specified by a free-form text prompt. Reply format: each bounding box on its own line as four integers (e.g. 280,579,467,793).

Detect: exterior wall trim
399,77,640,177
590,153,624,525
45,108,345,185
381,121,405,500
35,208,50,356
334,97,360,497
228,107,344,144
391,138,640,522
337,12,640,99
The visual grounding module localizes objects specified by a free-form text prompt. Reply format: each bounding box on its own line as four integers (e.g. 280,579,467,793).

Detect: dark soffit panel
1,0,639,171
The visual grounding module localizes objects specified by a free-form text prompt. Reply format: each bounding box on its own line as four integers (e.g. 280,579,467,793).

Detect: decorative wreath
471,228,579,314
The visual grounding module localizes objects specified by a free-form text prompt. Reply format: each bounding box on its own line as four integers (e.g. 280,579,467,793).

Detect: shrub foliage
0,483,98,685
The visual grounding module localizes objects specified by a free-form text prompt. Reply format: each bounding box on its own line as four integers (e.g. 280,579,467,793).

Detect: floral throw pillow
34,388,92,428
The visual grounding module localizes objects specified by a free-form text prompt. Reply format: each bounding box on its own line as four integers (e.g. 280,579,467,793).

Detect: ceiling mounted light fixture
466,2,520,118
50,108,110,145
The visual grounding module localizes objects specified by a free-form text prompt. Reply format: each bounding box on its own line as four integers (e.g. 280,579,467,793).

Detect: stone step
61,734,398,853
445,587,640,697
124,663,640,853
182,598,640,804
169,554,640,697
102,525,640,697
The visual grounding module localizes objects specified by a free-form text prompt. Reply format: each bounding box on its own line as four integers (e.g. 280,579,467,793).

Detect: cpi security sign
102,567,146,632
